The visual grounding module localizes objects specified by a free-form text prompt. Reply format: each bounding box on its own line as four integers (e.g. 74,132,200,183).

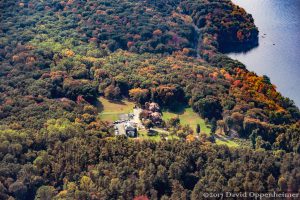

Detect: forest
0,0,299,199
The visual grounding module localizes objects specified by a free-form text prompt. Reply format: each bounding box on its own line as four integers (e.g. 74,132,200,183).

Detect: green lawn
162,107,239,147
138,129,161,142
215,137,239,147
99,99,239,147
138,128,179,142
98,97,135,122
162,107,211,134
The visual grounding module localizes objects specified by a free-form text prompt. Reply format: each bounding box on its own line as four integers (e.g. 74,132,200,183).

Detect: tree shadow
93,98,104,113
163,104,187,115
148,129,158,136
219,39,259,54
107,99,126,105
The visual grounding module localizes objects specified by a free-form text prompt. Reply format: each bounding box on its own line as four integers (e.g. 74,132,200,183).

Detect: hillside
0,0,299,199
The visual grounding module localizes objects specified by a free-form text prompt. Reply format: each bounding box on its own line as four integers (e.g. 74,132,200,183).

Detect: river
228,0,300,107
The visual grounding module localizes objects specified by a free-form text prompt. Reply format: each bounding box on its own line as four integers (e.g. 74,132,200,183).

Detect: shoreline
228,0,300,107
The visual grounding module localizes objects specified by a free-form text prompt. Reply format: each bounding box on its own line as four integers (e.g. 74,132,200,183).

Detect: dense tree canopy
0,129,299,199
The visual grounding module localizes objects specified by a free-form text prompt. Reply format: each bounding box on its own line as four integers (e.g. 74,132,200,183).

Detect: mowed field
162,107,211,134
138,128,179,142
98,97,135,122
162,107,239,147
215,137,239,147
99,99,239,147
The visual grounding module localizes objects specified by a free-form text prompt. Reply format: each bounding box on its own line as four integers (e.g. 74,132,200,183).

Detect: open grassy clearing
98,97,135,122
138,128,179,142
138,129,161,142
162,107,239,147
98,99,239,147
162,107,211,134
215,136,239,147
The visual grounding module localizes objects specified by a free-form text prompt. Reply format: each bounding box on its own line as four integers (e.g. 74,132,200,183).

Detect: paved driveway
115,123,126,135
114,108,144,136
133,108,142,125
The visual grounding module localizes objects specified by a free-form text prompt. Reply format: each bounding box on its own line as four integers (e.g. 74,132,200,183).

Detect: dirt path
192,23,202,58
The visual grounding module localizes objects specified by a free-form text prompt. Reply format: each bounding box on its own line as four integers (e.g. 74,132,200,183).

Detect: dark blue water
228,0,300,107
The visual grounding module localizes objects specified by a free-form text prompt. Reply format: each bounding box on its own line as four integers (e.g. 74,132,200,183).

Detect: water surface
228,0,300,107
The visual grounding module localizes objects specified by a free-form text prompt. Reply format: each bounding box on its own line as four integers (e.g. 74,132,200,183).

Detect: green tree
9,182,28,200
267,175,277,191
35,186,56,200
210,118,217,134
80,176,96,192
104,85,121,100
249,129,258,149
193,96,222,120
196,124,201,135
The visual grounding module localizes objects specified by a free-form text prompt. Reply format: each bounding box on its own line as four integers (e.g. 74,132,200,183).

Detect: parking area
114,123,126,135
113,108,143,136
